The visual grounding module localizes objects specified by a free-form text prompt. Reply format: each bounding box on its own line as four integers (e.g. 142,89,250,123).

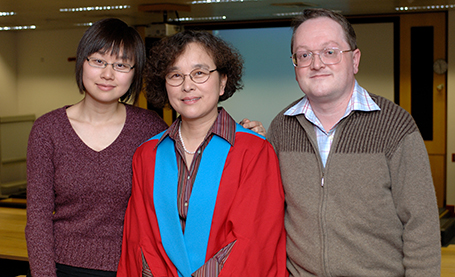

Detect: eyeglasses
165,68,217,87
291,48,355,68
86,57,135,73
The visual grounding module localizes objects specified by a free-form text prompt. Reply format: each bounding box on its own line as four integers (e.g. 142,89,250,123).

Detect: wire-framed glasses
291,48,355,68
86,57,135,73
165,68,218,87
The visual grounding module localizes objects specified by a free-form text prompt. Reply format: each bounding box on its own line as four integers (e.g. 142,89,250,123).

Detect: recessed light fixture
395,4,455,11
60,5,130,13
0,25,36,31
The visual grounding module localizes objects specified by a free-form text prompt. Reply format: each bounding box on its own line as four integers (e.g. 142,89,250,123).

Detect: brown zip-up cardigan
268,93,441,276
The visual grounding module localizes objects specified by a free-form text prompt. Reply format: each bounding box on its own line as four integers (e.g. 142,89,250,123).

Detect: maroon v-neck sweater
25,104,168,276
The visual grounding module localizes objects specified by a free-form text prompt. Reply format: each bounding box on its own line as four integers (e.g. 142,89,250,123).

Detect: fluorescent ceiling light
60,5,130,13
74,22,94,27
274,10,342,17
274,12,302,17
0,11,16,16
396,4,455,11
191,0,256,4
169,16,227,22
0,25,36,31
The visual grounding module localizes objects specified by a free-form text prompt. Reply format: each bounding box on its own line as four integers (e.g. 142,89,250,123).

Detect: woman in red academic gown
118,30,288,277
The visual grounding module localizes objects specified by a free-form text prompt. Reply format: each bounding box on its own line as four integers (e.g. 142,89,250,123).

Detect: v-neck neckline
63,105,129,154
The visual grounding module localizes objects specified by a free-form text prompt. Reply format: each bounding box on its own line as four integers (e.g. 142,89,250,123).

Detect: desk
0,206,28,261
1,203,455,273
442,244,455,276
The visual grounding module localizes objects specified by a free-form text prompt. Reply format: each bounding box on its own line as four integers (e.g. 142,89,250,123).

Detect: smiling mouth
310,73,329,78
97,84,115,90
182,97,201,103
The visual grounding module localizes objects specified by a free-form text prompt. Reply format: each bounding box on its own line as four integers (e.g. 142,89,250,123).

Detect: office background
0,10,452,207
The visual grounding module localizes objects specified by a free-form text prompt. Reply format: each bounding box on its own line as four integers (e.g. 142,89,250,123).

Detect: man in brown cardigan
268,8,441,276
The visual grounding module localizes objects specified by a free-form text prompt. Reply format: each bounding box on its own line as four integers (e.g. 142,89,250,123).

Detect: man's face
292,17,361,104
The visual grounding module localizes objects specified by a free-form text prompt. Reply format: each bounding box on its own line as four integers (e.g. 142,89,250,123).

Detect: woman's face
82,51,135,104
165,42,227,123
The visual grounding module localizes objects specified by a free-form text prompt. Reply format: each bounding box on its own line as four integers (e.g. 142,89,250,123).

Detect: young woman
25,18,168,277
118,30,288,277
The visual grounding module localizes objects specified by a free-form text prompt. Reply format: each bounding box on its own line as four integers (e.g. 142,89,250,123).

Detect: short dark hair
291,8,357,54
75,18,146,104
145,30,244,109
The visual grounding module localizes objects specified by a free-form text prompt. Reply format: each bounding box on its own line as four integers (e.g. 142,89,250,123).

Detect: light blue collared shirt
284,81,381,167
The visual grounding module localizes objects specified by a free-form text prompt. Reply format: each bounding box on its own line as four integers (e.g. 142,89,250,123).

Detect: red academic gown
118,125,287,277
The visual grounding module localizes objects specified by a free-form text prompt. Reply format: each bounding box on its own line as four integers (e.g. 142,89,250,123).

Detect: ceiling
0,0,452,31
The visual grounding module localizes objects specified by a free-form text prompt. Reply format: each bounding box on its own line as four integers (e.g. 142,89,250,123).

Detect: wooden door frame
399,12,447,208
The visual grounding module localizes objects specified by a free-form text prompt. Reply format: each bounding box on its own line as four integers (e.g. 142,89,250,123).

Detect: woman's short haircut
145,30,244,109
75,18,146,104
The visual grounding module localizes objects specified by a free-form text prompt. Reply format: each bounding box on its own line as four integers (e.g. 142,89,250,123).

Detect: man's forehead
293,19,348,49
296,18,343,36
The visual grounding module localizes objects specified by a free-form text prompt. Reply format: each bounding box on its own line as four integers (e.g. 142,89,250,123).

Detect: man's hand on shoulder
240,118,266,137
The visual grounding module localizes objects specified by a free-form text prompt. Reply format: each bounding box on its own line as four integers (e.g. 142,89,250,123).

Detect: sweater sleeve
389,131,441,276
25,118,58,277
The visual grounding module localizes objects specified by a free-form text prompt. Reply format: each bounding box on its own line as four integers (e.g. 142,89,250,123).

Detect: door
399,12,447,208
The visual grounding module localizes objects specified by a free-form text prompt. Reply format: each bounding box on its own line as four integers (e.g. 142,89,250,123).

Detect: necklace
178,121,195,155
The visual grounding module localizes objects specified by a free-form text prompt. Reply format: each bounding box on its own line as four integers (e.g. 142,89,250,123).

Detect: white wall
0,32,19,116
16,28,85,118
353,23,394,102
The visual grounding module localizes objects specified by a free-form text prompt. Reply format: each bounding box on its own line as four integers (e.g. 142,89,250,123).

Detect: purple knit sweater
25,104,168,276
